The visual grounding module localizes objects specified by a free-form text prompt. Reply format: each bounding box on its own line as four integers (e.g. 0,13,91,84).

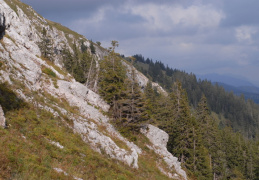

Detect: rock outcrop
0,12,6,39
141,124,187,180
0,105,6,128
123,61,168,95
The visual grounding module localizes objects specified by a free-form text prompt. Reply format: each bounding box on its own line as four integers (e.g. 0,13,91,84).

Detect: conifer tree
99,41,126,119
38,27,54,61
90,40,96,54
167,82,194,167
99,42,149,132
62,47,73,73
144,81,157,119
118,58,149,131
196,95,222,179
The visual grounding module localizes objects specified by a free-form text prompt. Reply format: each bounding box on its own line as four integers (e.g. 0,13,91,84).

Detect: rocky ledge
141,124,187,180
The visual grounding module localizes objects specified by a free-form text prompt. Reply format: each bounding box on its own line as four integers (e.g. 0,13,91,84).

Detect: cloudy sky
21,0,259,86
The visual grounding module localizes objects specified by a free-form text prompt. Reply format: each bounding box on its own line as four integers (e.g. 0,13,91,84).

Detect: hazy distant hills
197,73,255,87
197,74,259,104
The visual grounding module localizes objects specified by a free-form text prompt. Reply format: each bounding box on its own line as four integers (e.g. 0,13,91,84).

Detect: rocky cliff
0,0,186,179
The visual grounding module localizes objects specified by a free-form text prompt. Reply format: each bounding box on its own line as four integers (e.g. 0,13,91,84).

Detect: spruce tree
38,27,54,61
118,61,149,132
62,47,73,73
99,41,127,119
168,82,194,167
90,40,96,54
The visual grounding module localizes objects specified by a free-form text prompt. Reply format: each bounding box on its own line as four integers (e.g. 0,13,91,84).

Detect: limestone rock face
143,124,169,147
0,105,6,128
141,124,187,180
123,62,168,95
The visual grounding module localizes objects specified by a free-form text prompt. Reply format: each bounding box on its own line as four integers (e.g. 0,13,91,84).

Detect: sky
21,0,259,86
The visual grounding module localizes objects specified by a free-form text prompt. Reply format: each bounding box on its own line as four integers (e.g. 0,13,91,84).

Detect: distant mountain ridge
214,82,259,104
197,73,255,87
197,73,259,103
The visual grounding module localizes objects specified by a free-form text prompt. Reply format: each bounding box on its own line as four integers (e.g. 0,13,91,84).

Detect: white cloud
76,6,111,24
235,26,258,44
129,4,225,32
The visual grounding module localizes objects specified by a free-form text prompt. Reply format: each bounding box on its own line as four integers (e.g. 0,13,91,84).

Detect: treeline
132,54,259,139
96,46,259,179
61,41,99,90
145,80,259,179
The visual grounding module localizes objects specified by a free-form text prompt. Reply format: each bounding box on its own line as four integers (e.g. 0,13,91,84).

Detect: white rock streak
141,124,187,180
53,168,83,180
47,139,64,149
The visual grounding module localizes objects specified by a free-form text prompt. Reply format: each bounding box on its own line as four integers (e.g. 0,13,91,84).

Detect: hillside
0,0,186,179
1,0,259,180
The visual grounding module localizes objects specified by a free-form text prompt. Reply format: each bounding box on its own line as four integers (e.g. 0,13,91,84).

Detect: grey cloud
221,0,259,27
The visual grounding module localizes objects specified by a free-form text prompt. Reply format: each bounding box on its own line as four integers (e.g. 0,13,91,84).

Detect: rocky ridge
0,0,186,179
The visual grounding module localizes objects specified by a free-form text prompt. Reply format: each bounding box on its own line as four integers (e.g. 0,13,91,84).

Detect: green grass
0,83,172,179
4,0,18,15
1,106,130,179
0,101,171,180
42,67,56,78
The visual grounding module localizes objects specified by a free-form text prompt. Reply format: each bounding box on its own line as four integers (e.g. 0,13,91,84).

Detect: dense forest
128,54,259,179
61,43,259,179
132,54,259,140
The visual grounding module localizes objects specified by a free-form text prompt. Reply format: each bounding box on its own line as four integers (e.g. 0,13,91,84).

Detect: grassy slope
0,80,171,179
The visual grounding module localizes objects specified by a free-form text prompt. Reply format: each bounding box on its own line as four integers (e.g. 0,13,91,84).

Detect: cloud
235,26,258,44
221,0,259,27
128,4,225,32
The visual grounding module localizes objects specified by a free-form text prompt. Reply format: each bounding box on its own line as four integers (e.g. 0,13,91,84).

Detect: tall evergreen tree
118,58,149,131
167,82,195,168
38,27,54,61
99,41,127,120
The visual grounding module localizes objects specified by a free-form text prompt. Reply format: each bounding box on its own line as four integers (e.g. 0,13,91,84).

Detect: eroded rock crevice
0,13,6,40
